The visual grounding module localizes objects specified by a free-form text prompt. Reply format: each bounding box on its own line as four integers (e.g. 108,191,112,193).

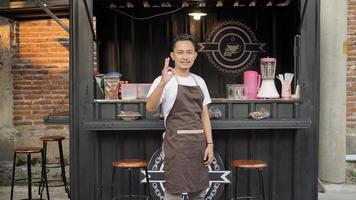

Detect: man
146,33,214,200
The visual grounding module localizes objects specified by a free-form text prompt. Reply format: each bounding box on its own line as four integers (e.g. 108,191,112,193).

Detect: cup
227,84,245,100
281,84,292,99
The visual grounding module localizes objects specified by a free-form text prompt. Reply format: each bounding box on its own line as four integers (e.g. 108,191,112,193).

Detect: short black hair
171,33,196,51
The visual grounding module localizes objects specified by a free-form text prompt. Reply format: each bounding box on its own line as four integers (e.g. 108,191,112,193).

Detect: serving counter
83,98,311,131
75,98,312,200
81,98,311,200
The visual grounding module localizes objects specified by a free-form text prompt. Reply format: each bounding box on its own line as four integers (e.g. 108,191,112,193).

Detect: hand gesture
161,57,175,84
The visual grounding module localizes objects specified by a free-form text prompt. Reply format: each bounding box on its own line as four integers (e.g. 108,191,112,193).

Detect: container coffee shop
47,0,319,199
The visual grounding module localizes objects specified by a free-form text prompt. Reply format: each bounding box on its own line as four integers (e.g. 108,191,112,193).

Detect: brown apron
163,75,209,194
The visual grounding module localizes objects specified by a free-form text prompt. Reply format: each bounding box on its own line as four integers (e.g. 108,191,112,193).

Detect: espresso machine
257,57,280,98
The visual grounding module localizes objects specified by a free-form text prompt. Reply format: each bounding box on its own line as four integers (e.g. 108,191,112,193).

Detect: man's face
170,40,197,70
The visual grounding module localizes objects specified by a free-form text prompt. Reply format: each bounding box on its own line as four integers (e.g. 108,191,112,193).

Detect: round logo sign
140,147,231,200
198,20,266,74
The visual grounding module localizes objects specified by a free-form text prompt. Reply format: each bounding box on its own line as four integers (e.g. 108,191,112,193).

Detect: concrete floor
318,183,356,200
0,183,355,200
0,186,68,200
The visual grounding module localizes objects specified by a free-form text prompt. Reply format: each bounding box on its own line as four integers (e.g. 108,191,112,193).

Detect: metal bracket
293,0,309,91
293,35,301,90
298,0,309,35
83,0,96,42
30,0,69,33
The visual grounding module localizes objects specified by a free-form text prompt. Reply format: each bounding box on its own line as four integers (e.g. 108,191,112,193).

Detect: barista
146,34,214,200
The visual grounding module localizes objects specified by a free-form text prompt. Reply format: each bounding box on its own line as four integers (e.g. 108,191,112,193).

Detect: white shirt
147,73,211,126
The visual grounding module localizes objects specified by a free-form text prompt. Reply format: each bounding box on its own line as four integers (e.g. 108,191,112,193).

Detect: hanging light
188,10,207,20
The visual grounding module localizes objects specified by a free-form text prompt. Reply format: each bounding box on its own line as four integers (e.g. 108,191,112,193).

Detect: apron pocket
176,129,205,142
177,129,204,134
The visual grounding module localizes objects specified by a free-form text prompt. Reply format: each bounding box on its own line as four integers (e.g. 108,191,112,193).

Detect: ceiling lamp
188,11,207,20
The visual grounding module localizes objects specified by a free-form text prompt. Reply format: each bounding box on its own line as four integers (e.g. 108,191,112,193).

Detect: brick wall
347,0,356,156
0,18,71,185
12,19,69,128
12,18,70,179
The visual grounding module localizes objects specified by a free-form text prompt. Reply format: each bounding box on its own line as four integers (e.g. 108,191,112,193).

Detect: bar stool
39,136,70,198
10,147,50,200
111,159,151,200
230,160,267,200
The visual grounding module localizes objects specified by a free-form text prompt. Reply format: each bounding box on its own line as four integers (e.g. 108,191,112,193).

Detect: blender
257,57,280,98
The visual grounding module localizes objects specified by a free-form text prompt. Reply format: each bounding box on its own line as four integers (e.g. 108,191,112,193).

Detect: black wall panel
95,130,296,200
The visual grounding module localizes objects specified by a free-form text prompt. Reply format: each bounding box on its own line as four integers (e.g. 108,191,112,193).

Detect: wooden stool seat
15,147,42,154
112,159,147,168
40,136,65,141
231,159,267,169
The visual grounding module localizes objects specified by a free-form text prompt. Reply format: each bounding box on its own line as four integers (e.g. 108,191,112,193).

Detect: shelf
43,99,305,127
93,98,302,121
43,111,70,124
83,118,311,131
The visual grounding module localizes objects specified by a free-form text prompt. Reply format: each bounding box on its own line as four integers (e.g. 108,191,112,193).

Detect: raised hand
161,57,175,84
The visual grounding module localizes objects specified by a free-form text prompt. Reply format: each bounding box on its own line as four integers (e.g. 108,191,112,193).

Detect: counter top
94,98,301,103
83,118,311,131
44,99,305,126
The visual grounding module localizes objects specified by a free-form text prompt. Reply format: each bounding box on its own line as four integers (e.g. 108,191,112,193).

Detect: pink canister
243,71,261,99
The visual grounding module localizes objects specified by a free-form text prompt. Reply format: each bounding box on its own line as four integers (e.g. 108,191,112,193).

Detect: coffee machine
257,57,280,98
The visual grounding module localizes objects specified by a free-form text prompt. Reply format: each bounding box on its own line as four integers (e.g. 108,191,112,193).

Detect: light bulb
188,12,207,21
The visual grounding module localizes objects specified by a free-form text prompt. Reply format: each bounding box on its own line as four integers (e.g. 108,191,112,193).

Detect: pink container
243,71,261,99
137,83,152,99
121,84,138,100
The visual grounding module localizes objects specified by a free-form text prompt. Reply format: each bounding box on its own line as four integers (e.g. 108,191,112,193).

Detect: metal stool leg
40,149,44,199
128,168,132,198
233,168,240,200
111,167,116,200
58,140,70,198
39,141,47,196
258,168,265,200
145,167,151,200
10,152,16,200
40,149,50,200
27,153,32,200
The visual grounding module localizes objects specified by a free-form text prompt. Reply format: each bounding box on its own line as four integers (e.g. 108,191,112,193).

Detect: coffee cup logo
198,20,266,74
140,147,231,200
